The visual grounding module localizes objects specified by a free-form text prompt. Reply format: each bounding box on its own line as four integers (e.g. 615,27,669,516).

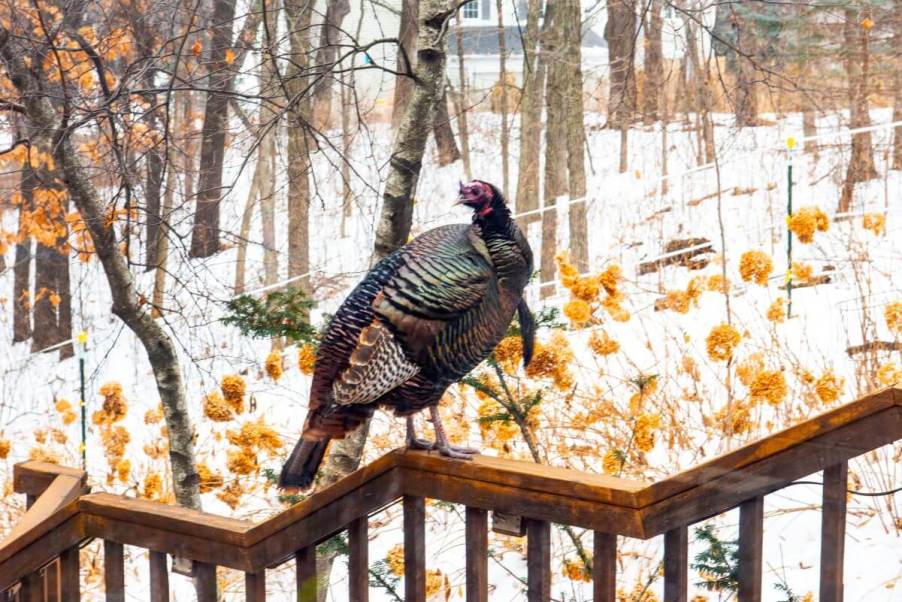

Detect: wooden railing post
348,516,369,602
148,551,169,602
245,571,265,602
295,546,316,602
193,563,217,602
738,496,764,601
403,496,426,602
465,508,488,602
593,532,616,601
44,559,60,602
103,541,124,602
820,462,848,602
21,571,43,602
526,519,550,602
663,526,687,602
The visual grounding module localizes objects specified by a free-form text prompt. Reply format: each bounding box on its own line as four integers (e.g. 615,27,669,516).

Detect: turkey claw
407,438,435,451
437,445,477,460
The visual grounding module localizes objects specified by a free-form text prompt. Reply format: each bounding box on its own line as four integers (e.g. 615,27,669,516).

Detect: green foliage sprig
222,286,318,343
690,524,739,593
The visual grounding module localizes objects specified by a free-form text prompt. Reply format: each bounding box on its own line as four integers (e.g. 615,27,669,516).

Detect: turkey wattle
279,181,535,489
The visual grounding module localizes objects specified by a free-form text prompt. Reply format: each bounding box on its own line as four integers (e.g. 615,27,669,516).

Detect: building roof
448,25,606,56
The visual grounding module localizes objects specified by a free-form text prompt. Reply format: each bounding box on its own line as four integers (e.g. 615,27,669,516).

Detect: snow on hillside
2,109,902,600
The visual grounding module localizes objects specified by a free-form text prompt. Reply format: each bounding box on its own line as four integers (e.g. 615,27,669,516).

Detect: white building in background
344,0,694,112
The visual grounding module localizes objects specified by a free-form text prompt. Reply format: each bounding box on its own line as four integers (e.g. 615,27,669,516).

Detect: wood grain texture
103,541,124,602
663,526,687,602
45,559,59,602
465,508,488,602
593,532,616,602
738,497,763,602
526,519,550,602
245,571,265,602
347,516,368,602
21,570,43,602
403,496,426,602
148,551,169,602
820,462,847,602
193,562,217,602
13,463,86,500
58,546,79,602
295,547,316,602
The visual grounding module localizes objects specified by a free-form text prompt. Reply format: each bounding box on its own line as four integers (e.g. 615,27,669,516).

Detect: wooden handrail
1,386,900,595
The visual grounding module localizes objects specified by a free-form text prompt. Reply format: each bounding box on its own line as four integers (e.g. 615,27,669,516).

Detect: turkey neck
473,203,531,290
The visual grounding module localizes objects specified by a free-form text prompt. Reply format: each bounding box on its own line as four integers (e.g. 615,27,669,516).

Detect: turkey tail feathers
517,298,536,368
279,437,331,489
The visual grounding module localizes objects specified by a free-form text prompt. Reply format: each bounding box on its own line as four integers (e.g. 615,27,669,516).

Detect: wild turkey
280,181,535,488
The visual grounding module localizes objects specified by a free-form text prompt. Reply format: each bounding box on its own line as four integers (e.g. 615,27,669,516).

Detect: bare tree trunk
13,156,33,343
189,0,238,257
604,0,637,129
433,86,461,166
151,153,175,319
392,0,418,130
732,6,759,127
686,19,714,164
0,30,203,515
563,0,588,272
312,0,352,130
541,2,567,298
321,0,455,503
340,70,354,236
892,1,902,170
453,14,472,179
234,160,264,294
515,0,546,224
285,0,314,289
642,0,664,125
840,6,877,211
496,0,510,196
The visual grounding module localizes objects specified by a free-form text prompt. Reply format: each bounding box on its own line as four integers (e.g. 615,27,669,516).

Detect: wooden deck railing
2,385,901,601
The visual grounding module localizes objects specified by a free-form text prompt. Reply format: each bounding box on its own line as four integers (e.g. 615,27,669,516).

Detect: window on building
462,0,479,19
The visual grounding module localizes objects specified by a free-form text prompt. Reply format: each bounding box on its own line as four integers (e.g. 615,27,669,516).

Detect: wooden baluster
738,497,764,601
104,541,125,602
348,516,369,602
148,551,169,602
820,462,848,602
403,496,426,602
58,546,80,602
465,508,488,602
193,563,217,602
245,571,265,602
296,546,316,602
20,571,43,602
663,526,687,602
45,559,60,602
526,519,550,602
593,532,616,601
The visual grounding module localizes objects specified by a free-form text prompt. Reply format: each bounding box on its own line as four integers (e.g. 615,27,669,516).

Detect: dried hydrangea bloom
739,250,773,286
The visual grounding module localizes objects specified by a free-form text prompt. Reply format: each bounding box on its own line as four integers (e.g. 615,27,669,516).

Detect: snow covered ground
2,107,902,600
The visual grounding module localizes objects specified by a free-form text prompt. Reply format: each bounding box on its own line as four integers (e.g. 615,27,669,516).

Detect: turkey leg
429,406,479,459
406,416,435,450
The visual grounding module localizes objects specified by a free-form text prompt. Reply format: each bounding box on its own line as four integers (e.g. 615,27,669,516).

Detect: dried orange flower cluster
862,212,885,236
197,462,225,494
739,250,773,285
265,350,283,381
767,298,786,323
633,412,662,452
706,273,730,293
814,371,843,404
386,543,405,576
715,401,752,435
588,330,619,356
55,399,77,425
557,251,630,326
748,370,787,406
706,324,741,362
297,343,317,375
524,333,574,390
203,391,234,422
220,375,246,414
663,277,705,314
94,382,126,425
885,301,902,336
92,382,131,485
603,449,625,475
143,472,162,500
791,261,814,283
561,558,592,582
224,417,283,477
425,569,449,598
0,438,10,459
493,335,524,371
617,581,661,601
877,363,902,386
788,206,829,243
144,404,163,425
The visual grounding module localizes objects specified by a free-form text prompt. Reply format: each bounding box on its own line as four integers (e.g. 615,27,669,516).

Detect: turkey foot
406,416,435,450
429,406,479,459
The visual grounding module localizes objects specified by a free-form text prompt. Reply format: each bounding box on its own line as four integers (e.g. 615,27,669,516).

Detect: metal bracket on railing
491,511,525,537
